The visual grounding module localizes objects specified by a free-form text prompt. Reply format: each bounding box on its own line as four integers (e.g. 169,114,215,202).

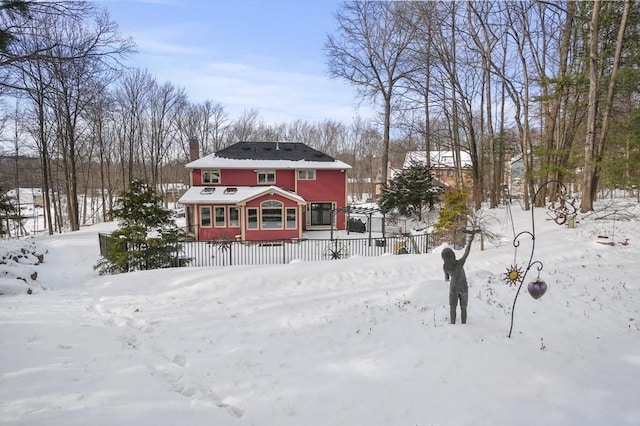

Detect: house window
286,208,297,229
214,207,226,227
200,206,211,227
261,200,283,229
247,208,258,229
310,202,333,226
447,169,454,177
297,169,315,180
202,169,220,184
229,207,239,227
257,169,276,184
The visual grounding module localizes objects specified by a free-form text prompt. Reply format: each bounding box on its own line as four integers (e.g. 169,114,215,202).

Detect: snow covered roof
178,185,307,205
187,142,351,170
403,151,472,169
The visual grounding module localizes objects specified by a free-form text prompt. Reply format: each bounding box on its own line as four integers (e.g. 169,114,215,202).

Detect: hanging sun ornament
503,180,569,338
503,264,524,286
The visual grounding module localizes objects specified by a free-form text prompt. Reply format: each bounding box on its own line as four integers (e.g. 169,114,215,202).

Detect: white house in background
4,188,44,214
402,151,473,189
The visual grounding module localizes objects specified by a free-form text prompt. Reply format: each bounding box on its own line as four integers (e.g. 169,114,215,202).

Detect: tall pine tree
95,180,188,274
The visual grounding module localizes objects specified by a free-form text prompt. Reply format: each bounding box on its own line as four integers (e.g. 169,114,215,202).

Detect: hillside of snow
1,200,639,426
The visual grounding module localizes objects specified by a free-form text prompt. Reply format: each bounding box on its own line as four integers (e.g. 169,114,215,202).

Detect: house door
310,202,333,226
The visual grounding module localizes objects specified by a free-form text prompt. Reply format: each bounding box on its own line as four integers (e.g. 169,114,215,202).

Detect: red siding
220,169,255,186
218,169,295,190
296,170,346,202
187,166,349,239
243,194,302,241
192,203,241,241
192,169,202,185
297,169,348,229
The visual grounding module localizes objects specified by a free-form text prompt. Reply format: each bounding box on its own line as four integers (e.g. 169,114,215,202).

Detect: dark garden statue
442,231,476,324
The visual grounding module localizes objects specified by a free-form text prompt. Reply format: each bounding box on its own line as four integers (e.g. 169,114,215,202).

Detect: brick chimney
188,137,199,162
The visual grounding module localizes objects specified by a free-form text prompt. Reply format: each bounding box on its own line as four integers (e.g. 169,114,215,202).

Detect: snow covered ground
1,199,639,426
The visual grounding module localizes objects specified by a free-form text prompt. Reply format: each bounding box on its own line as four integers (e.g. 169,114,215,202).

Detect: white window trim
247,208,258,230
202,169,221,184
257,169,276,184
285,207,297,229
214,206,226,228
228,207,240,228
297,169,316,180
200,206,212,228
260,200,283,229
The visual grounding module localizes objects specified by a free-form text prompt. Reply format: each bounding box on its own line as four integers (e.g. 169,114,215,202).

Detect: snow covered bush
0,239,46,295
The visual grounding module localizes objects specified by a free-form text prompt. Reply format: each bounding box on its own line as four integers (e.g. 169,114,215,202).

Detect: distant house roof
186,142,351,170
403,151,472,169
178,185,307,205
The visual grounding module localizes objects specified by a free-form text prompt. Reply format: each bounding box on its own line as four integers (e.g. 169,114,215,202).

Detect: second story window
202,169,220,184
257,169,275,184
297,169,315,180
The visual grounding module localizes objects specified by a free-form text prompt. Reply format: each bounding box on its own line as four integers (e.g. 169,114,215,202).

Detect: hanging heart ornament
527,279,548,299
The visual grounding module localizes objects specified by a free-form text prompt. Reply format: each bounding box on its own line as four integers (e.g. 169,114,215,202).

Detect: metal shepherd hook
506,180,575,338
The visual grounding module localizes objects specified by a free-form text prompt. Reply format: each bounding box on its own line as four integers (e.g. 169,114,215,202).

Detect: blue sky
97,0,375,124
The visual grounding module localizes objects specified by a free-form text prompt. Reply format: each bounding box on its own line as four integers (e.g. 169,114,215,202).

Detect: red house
179,141,351,241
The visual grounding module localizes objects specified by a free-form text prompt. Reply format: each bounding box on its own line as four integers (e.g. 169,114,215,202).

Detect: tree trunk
580,0,601,213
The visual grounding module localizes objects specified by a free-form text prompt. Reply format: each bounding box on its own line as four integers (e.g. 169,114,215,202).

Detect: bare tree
326,1,418,191
145,80,187,187
3,3,132,231
227,108,261,143
45,8,132,230
175,100,229,160
114,68,152,185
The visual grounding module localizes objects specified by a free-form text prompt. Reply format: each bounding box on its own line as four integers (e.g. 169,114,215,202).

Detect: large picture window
310,203,333,226
202,169,220,184
200,206,211,227
261,200,283,229
257,169,276,184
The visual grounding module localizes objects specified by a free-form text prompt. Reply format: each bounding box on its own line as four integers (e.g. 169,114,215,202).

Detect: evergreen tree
0,187,17,236
434,190,471,233
95,180,188,274
379,162,442,220
434,189,472,247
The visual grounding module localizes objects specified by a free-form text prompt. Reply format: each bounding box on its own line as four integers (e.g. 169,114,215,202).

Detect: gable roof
403,151,472,169
186,142,351,170
178,185,306,205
